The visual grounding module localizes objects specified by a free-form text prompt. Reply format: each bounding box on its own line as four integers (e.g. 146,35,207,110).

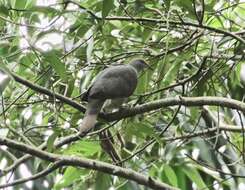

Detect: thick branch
1,125,243,188
0,137,179,190
9,72,245,123
1,133,80,177
103,96,245,121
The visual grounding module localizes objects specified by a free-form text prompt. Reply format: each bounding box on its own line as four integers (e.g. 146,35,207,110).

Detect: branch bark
0,137,179,190
10,72,245,123
103,96,245,121
10,72,86,112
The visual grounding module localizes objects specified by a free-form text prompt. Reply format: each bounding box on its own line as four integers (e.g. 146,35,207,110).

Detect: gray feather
89,65,138,99
79,59,148,133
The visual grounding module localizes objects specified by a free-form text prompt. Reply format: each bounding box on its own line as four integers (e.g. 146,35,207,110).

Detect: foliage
0,0,245,190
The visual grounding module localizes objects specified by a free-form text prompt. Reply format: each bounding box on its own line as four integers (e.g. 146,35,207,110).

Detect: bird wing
88,65,138,100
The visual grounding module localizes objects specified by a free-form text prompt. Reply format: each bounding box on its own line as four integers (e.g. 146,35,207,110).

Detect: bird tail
79,99,104,134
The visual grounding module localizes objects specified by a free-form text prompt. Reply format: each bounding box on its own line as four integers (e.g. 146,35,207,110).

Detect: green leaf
13,0,35,9
102,0,114,18
174,0,196,19
25,0,36,9
77,24,91,37
142,28,152,42
47,132,58,152
175,167,187,190
0,5,9,16
19,53,35,72
162,165,178,187
66,77,75,97
162,59,181,87
54,167,89,190
95,172,111,190
14,0,27,9
64,141,101,157
183,166,207,189
189,108,199,123
138,122,154,135
43,51,67,81
135,70,148,94
126,122,154,139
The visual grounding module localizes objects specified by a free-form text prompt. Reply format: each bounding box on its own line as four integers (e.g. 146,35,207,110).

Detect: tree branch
10,72,86,112
11,72,245,123
0,137,179,190
103,96,245,121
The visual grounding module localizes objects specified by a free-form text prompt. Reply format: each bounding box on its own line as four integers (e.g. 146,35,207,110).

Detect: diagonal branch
10,72,86,112
0,137,180,190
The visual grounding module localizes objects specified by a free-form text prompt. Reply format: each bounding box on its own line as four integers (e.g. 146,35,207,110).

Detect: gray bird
80,59,149,134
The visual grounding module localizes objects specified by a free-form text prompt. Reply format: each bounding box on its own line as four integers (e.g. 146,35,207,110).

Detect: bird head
129,59,151,73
